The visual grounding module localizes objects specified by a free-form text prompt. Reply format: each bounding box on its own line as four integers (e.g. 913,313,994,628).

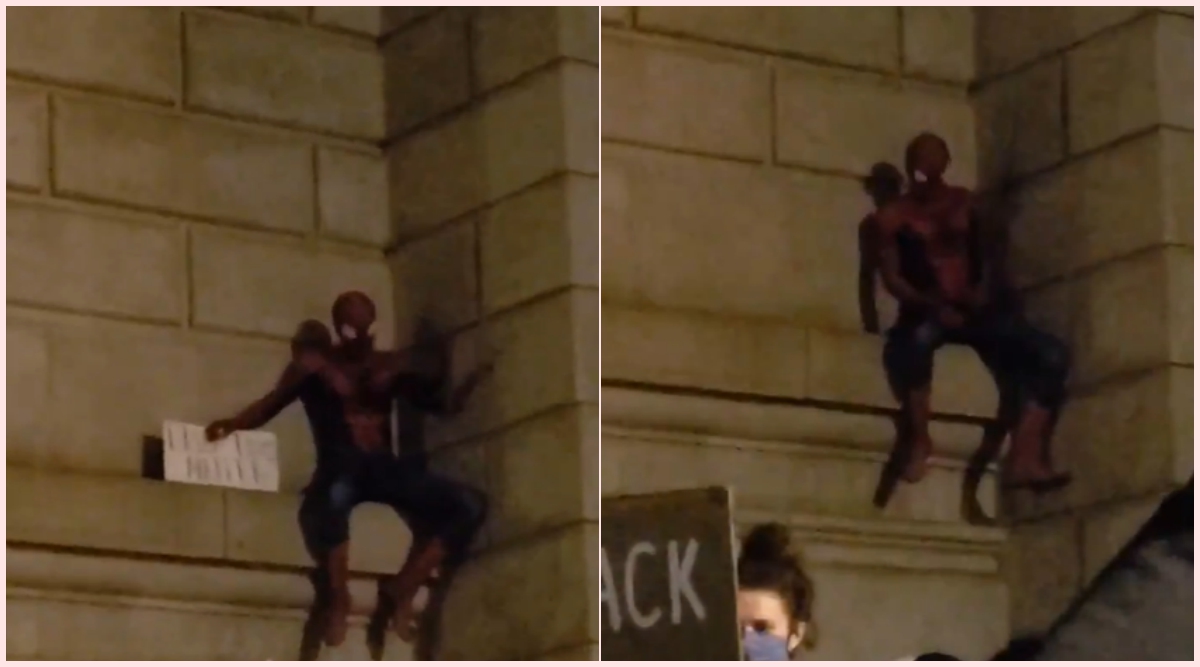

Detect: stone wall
7,6,599,661
601,7,1008,660
974,7,1193,635
383,7,599,660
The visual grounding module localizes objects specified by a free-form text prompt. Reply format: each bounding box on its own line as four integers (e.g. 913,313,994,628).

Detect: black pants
298,450,487,564
883,311,1070,411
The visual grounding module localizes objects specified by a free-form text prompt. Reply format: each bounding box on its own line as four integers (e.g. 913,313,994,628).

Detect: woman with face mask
737,523,816,661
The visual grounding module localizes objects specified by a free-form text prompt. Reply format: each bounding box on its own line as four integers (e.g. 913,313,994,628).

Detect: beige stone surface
6,323,51,461
191,229,393,341
775,65,977,184
1080,493,1165,581
7,86,47,190
1067,13,1193,154
8,594,412,660
480,174,599,314
316,148,390,247
604,432,998,525
7,7,180,102
220,6,308,23
974,58,1065,185
485,405,598,545
636,7,900,71
185,13,385,138
54,98,313,233
542,643,599,660
225,488,411,573
426,289,598,446
381,7,437,35
1009,130,1189,286
602,36,769,160
7,202,185,322
601,6,631,25
902,7,976,83
1024,246,1190,387
473,8,599,92
806,566,1007,660
8,467,225,558
390,61,596,236
976,7,1144,77
382,8,472,135
389,219,479,340
437,524,597,659
312,6,381,36
1005,514,1082,634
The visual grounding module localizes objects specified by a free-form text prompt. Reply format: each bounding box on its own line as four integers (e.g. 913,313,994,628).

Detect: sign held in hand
162,420,280,492
600,487,741,661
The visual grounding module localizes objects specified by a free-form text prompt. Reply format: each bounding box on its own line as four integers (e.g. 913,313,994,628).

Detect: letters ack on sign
600,486,742,661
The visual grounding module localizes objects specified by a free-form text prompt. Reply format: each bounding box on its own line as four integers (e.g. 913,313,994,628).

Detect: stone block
7,202,185,322
8,7,179,102
54,98,313,233
383,8,472,135
1081,493,1165,582
1047,367,1189,513
390,61,596,235
602,144,875,327
805,566,1007,659
486,405,597,545
601,6,631,25
7,594,412,660
7,467,225,558
389,219,478,343
974,58,1065,186
1005,515,1082,634
426,289,596,445
316,148,390,247
6,323,51,463
807,329,997,418
224,488,411,573
603,433,998,525
472,8,598,92
185,13,385,138
542,644,599,660
221,6,307,23
1067,13,1193,154
636,7,899,71
976,7,1144,77
902,7,975,82
437,524,597,659
7,86,46,190
602,36,769,160
312,6,381,36
776,65,977,184
1009,130,1183,285
426,439,493,551
480,174,598,314
191,229,393,341
381,7,437,35
1024,246,1189,386
1162,129,1193,246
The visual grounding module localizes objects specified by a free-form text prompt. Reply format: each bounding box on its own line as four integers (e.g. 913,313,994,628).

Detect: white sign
162,420,279,492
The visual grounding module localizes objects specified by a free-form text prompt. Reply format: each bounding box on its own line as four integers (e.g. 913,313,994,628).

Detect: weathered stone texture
636,7,900,71
7,203,185,322
185,13,385,138
1067,13,1193,154
902,7,976,82
1006,514,1083,634
389,219,479,340
976,7,1144,77
191,229,393,342
317,148,390,247
974,59,1065,185
775,65,976,184
312,6,381,36
221,6,307,23
473,8,599,92
481,174,599,314
383,9,472,135
8,7,180,102
7,87,47,190
601,6,631,25
602,37,768,160
54,98,313,233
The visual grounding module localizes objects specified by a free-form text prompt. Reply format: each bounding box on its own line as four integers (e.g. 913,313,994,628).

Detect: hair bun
741,522,792,562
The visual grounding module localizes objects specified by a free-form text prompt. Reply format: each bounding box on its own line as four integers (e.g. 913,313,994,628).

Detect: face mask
743,629,790,661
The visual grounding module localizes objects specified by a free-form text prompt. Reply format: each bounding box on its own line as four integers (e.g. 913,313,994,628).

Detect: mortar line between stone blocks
6,299,186,331
43,93,55,195
190,7,378,52
1021,239,1193,296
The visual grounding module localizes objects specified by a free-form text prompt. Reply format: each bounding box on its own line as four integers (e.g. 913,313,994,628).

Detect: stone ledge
604,423,999,526
7,466,411,574
602,305,998,418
